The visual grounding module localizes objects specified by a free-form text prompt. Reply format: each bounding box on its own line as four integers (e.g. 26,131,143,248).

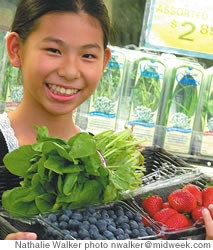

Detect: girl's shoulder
0,112,19,154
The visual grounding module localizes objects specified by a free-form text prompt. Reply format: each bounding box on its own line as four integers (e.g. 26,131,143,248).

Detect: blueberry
146,227,156,236
87,206,96,214
88,216,97,224
103,230,114,239
46,226,54,235
98,224,107,233
102,213,109,219
114,228,124,237
69,219,81,229
116,234,125,240
125,211,133,219
62,229,71,235
139,229,148,237
47,214,57,223
93,233,104,240
117,215,129,224
135,214,142,222
116,210,124,217
138,221,145,228
105,218,113,225
112,214,117,220
101,209,108,215
70,231,78,238
59,221,68,229
120,223,130,231
123,233,130,239
72,212,83,221
124,229,132,235
64,234,73,240
52,229,59,237
64,209,72,217
83,215,89,221
59,214,69,222
129,220,139,230
114,205,123,211
80,221,90,231
96,219,107,229
52,222,59,227
90,224,99,232
79,229,90,239
108,210,115,216
131,229,140,238
108,225,116,233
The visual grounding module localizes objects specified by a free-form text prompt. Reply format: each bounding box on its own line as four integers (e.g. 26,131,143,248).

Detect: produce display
1,126,145,216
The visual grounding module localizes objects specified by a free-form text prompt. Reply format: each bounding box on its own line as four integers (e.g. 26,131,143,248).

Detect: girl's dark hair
11,0,111,48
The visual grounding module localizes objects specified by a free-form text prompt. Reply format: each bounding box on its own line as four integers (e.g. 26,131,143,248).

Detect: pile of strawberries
141,184,213,232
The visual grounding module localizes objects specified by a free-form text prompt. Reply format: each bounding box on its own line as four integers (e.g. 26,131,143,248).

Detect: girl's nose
57,57,80,81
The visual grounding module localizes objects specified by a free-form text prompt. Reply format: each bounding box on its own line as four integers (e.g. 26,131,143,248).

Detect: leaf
44,155,66,174
68,133,97,158
3,145,36,177
35,193,56,213
42,141,73,162
63,173,79,196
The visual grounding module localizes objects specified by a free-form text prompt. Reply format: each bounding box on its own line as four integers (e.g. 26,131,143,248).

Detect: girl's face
16,11,110,115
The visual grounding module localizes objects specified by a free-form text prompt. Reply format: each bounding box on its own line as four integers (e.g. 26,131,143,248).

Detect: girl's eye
47,48,61,54
83,54,96,59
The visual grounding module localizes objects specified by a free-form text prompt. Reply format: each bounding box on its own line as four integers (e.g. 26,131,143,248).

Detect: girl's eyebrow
42,37,102,50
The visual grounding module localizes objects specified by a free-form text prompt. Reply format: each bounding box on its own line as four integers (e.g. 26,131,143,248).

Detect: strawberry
141,196,163,217
202,186,213,208
162,202,171,208
153,208,178,226
141,215,152,227
183,184,202,206
164,213,191,231
192,206,205,223
168,189,197,213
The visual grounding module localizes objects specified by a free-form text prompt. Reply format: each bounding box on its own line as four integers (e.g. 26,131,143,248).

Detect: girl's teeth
48,84,78,96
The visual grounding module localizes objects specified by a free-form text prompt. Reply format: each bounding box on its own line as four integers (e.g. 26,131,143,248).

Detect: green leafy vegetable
2,126,145,216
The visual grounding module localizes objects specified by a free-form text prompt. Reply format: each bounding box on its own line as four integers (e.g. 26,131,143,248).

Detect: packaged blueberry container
38,201,162,240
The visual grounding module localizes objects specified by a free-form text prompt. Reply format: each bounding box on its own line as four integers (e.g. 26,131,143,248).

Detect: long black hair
11,0,111,48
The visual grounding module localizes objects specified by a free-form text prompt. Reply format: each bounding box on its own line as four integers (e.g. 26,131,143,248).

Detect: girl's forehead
31,11,104,45
37,11,102,32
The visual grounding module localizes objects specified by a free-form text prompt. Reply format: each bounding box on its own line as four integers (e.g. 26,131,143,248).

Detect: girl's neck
8,102,80,146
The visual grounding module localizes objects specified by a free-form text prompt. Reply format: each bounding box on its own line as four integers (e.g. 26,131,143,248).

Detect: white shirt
0,112,19,152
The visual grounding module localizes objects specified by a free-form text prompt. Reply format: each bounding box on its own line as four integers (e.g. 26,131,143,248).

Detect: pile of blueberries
44,203,158,240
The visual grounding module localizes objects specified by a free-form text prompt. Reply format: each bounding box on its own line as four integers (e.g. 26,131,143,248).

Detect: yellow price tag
142,0,213,59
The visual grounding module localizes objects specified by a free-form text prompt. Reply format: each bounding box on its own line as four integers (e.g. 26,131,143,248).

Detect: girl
0,0,111,240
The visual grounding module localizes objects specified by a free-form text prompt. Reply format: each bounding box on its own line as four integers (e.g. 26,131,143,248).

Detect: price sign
140,0,213,59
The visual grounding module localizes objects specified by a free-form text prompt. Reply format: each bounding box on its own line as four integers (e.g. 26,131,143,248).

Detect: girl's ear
7,32,22,68
103,47,111,70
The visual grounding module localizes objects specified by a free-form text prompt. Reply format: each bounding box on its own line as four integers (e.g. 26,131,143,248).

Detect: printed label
142,0,213,59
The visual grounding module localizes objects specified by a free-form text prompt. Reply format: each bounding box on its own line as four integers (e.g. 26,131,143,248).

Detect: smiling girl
0,0,111,240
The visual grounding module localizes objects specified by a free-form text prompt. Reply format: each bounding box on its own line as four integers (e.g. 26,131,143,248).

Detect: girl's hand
202,204,213,240
5,232,37,240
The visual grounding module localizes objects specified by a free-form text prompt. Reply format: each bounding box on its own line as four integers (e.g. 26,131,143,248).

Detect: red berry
183,184,202,207
168,189,197,213
142,196,163,217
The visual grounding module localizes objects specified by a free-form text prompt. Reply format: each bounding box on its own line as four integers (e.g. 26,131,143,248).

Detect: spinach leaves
2,126,145,216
